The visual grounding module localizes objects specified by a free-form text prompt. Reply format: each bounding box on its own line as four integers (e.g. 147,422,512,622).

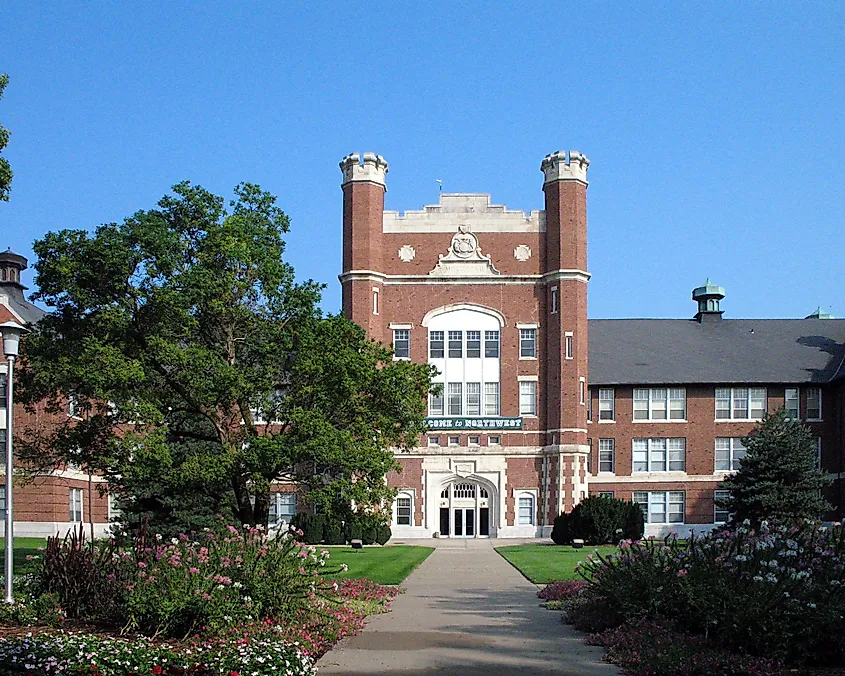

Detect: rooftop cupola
692,279,725,322
0,249,27,290
805,306,834,319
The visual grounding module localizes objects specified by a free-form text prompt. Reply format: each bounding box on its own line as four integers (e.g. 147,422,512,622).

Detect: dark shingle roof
588,318,845,385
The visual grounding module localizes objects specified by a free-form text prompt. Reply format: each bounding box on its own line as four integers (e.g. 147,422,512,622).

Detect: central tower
339,150,591,537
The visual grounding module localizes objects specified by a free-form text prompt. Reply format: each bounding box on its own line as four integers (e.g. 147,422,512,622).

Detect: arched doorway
437,478,495,538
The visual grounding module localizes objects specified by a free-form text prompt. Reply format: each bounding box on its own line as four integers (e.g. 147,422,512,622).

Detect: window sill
632,419,687,423
714,418,764,423
806,418,823,423
393,356,410,362
518,356,538,361
520,414,538,418
632,471,689,477
598,419,616,424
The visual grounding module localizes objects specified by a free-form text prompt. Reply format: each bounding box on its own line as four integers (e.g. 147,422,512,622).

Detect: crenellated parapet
339,152,389,187
540,150,590,185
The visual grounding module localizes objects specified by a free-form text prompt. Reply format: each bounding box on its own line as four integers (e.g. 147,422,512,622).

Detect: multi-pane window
598,388,615,421
448,331,463,358
466,383,481,416
448,436,460,446
69,488,83,523
484,383,500,415
715,437,746,471
447,383,462,415
785,387,799,419
484,331,500,357
454,483,476,498
269,493,297,525
427,436,440,447
429,331,445,359
806,387,822,420
715,387,766,420
395,494,412,526
598,491,615,498
428,390,444,416
393,329,410,359
468,435,480,446
565,333,574,360
519,381,537,415
598,439,615,473
0,377,6,404
632,438,686,472
518,495,535,525
488,435,501,445
466,331,481,358
633,388,686,421
714,489,731,524
633,491,685,524
0,486,5,519
520,329,537,358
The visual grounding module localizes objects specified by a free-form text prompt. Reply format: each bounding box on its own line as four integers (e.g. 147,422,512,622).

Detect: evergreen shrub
551,496,644,545
290,514,326,544
322,518,345,545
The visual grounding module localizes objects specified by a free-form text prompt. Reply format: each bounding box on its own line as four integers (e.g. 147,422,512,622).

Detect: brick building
339,151,845,539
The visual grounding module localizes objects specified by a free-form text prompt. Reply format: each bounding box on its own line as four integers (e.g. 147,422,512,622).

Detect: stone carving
398,245,416,262
428,225,500,277
514,244,531,261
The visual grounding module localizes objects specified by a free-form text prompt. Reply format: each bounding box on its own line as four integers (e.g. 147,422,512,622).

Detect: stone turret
339,152,389,187
540,150,590,185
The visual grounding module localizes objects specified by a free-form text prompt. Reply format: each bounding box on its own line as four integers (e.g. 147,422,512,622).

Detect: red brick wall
387,457,424,526
505,457,543,526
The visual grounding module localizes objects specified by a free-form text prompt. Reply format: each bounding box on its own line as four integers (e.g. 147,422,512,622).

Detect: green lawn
323,545,433,585
496,544,617,584
0,538,48,574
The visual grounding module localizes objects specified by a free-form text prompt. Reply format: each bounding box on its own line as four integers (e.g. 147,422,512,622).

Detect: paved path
317,539,619,675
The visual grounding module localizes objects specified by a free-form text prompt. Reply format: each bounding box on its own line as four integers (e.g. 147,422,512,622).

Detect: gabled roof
588,318,845,386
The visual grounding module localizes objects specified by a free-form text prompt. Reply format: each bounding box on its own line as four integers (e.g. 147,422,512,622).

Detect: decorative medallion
450,226,478,259
428,225,500,277
398,244,416,262
514,244,531,262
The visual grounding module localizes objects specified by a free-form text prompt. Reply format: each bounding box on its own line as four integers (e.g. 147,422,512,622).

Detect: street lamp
1,320,26,604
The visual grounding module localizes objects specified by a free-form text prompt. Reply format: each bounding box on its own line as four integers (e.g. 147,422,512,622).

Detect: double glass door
439,506,490,538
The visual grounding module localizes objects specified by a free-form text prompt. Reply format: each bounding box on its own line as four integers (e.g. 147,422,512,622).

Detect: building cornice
339,268,590,286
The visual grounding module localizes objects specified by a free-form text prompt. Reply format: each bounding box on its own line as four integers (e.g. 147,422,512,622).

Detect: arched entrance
437,478,495,538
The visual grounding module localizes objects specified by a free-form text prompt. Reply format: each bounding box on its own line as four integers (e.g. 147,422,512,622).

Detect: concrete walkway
317,539,619,675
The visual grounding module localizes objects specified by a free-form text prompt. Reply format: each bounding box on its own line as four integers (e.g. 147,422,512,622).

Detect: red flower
151,667,165,675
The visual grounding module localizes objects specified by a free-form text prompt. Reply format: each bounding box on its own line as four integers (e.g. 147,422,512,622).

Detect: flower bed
573,521,845,670
0,523,401,675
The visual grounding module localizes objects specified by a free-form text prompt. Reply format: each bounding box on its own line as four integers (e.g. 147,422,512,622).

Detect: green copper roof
805,306,834,319
692,278,725,300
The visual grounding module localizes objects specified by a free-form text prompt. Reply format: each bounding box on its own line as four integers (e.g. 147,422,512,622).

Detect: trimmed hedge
290,514,325,544
551,496,644,545
289,513,391,545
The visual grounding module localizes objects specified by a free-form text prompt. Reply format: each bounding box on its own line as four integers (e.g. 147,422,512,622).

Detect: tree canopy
0,74,13,200
17,181,433,532
718,409,831,528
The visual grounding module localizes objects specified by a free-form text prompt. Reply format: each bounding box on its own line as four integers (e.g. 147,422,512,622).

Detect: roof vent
692,279,725,322
805,306,834,320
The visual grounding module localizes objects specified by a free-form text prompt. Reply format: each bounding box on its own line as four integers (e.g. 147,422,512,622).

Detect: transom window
454,483,476,499
633,491,685,524
393,329,410,359
633,388,686,420
715,387,766,420
520,328,537,358
598,388,615,421
598,439,615,473
715,437,746,471
632,438,686,472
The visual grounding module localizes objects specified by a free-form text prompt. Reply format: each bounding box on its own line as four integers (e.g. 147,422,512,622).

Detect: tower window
520,329,537,358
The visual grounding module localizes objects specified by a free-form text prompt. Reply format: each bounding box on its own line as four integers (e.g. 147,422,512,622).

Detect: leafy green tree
718,409,831,528
16,182,433,532
0,74,13,200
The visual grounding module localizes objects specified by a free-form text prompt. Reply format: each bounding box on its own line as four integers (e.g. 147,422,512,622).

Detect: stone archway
434,475,499,538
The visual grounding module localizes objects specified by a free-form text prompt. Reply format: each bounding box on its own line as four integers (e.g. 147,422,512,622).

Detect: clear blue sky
2,4,843,319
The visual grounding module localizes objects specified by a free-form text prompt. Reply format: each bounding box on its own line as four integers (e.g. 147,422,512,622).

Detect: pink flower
137,561,147,568
189,567,200,574
677,569,689,576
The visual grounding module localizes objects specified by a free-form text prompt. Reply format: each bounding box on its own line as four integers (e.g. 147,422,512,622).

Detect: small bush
537,579,587,601
323,518,345,545
291,514,326,544
551,496,644,545
0,592,65,627
375,524,392,545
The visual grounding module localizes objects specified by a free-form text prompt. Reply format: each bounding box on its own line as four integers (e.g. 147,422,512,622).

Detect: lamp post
1,321,25,604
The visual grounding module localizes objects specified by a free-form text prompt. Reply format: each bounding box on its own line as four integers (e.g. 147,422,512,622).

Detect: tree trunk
88,471,95,545
252,488,270,529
